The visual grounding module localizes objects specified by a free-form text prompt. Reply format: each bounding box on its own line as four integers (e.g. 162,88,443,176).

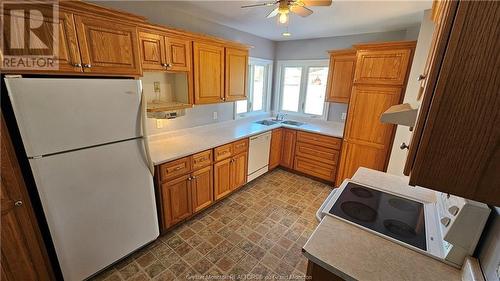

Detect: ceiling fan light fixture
278,12,289,24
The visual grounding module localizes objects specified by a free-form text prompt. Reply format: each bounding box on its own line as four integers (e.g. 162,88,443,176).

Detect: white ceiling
151,0,432,41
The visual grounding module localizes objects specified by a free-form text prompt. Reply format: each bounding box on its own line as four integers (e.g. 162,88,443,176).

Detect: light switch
213,112,218,120
341,112,347,120
156,119,163,129
154,82,160,93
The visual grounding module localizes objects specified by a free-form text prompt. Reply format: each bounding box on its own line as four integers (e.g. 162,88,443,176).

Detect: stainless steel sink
282,120,305,126
255,120,278,126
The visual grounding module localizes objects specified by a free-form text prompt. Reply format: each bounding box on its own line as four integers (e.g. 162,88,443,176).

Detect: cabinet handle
83,64,92,68
161,63,167,67
14,200,23,207
191,176,197,180
417,74,426,81
400,142,409,150
187,176,192,181
72,63,82,67
167,63,172,67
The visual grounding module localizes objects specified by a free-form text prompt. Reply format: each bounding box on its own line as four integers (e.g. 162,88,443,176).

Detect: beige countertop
148,118,345,165
302,168,464,281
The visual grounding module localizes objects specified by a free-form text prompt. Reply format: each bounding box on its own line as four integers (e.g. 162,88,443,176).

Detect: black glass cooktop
329,182,427,250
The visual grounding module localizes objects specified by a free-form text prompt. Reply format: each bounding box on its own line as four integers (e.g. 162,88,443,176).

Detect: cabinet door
74,15,141,75
214,158,231,200
193,42,224,104
1,116,53,281
326,50,356,103
138,31,166,71
336,140,386,186
231,152,248,190
1,8,82,73
354,48,412,86
280,129,296,168
191,166,213,213
161,175,192,228
165,37,192,72
225,47,248,101
269,128,283,169
344,85,402,145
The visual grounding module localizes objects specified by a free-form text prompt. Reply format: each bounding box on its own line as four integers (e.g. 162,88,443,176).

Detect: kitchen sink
282,120,305,126
255,120,278,126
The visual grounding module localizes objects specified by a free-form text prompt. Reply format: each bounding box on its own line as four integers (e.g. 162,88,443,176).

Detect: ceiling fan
241,0,332,24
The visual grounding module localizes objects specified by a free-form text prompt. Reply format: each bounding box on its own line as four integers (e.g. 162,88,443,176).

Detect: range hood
380,103,418,127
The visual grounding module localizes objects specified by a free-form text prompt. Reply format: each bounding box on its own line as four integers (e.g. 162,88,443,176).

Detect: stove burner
340,201,377,222
383,219,417,238
388,198,418,212
350,187,373,198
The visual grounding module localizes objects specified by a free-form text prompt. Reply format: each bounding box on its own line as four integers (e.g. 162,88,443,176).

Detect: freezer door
29,139,158,281
4,78,143,157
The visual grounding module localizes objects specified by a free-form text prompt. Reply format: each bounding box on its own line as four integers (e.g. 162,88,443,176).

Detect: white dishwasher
247,131,272,182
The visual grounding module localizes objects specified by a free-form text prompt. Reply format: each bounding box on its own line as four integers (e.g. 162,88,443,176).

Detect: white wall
387,10,435,176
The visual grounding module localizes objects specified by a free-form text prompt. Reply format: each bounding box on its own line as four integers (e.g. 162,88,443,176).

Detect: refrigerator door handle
140,91,154,176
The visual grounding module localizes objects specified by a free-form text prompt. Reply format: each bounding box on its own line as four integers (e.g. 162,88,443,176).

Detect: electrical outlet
341,112,347,120
213,111,218,120
153,82,160,93
156,119,163,129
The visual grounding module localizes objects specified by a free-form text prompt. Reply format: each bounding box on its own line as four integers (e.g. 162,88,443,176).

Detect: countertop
148,118,345,165
302,168,464,281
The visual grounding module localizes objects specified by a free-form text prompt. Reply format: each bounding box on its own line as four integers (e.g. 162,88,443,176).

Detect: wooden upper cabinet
214,158,232,200
326,50,356,103
193,42,225,104
1,7,82,73
269,128,283,170
161,174,192,228
230,152,248,190
191,166,213,213
165,37,192,72
74,15,142,75
353,44,413,86
280,129,297,168
138,31,166,71
225,47,248,102
405,1,499,206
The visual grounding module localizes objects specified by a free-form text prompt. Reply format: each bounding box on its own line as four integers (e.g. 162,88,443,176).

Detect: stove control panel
448,206,459,216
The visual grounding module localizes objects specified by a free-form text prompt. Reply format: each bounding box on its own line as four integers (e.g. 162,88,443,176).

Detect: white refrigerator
4,77,159,281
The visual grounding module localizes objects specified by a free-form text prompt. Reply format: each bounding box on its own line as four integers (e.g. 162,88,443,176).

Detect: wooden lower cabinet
191,166,213,213
336,140,386,186
214,152,248,199
161,174,192,228
269,128,283,169
214,158,232,200
230,152,248,190
280,129,296,168
1,116,54,281
306,260,345,281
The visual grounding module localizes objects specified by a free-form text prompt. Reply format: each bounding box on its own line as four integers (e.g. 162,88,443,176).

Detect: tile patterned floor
91,169,332,281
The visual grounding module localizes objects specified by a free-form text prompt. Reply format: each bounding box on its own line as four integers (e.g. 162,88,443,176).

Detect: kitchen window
276,60,329,119
235,58,273,118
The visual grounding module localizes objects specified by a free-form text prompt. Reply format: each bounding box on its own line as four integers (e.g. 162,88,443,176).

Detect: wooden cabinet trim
193,42,225,104
160,157,191,181
161,174,192,228
294,156,336,182
326,49,356,103
214,143,233,162
269,128,283,169
296,131,342,150
232,138,249,155
224,47,248,102
214,158,232,200
191,150,212,170
295,141,340,166
280,129,297,168
191,165,213,213
165,37,192,72
138,30,166,71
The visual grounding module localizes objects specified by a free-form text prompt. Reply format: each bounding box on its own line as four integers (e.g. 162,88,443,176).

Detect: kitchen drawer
295,142,339,165
296,131,342,150
160,157,191,181
294,156,336,182
214,143,233,162
233,138,249,155
192,150,212,170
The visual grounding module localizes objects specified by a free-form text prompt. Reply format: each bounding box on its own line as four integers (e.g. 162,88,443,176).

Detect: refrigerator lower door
4,77,143,157
29,139,158,281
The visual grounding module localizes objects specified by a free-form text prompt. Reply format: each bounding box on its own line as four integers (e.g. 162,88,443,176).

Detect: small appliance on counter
318,175,490,268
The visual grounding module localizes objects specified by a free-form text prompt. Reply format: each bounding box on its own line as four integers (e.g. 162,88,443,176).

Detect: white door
29,138,158,281
4,78,143,157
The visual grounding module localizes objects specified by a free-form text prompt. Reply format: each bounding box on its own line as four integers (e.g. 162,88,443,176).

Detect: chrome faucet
274,113,286,121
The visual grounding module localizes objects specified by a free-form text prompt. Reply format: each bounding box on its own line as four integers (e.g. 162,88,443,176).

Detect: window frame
234,57,273,119
274,59,330,120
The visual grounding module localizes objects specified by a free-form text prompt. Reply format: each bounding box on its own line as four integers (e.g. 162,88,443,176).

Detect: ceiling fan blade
266,7,279,18
290,5,313,17
241,2,277,8
300,0,332,6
